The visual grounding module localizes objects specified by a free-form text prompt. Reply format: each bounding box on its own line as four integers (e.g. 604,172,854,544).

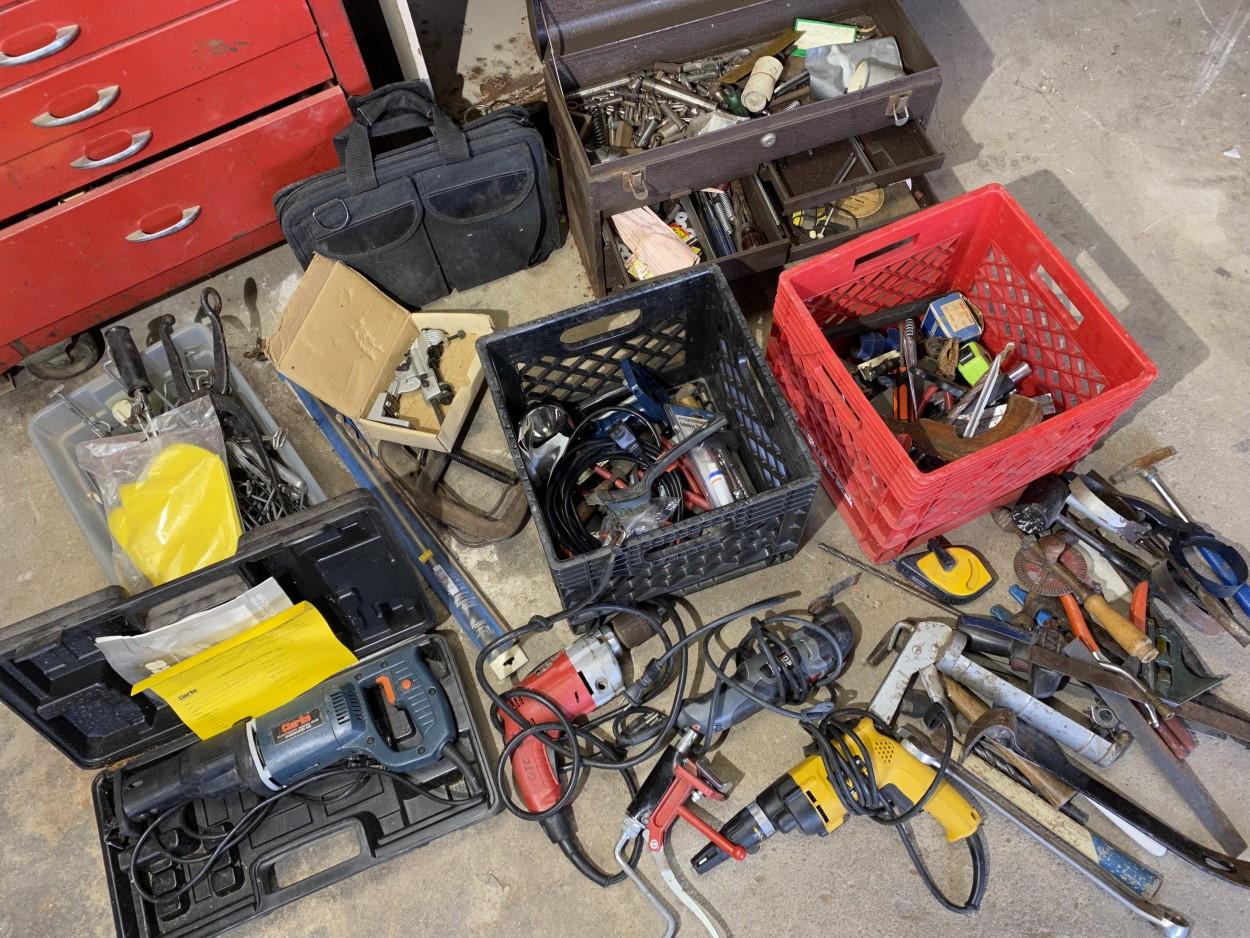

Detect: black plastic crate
0,491,499,938
477,265,819,607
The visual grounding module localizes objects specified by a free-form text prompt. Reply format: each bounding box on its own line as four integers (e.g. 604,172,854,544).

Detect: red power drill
499,614,655,882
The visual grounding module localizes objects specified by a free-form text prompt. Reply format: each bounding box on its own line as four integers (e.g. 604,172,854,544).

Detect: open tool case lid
0,490,440,770
0,489,500,938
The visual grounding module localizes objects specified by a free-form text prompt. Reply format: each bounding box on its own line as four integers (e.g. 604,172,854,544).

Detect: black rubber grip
104,325,151,396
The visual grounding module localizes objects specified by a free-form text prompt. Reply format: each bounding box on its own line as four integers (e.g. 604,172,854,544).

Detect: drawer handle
126,206,201,243
0,24,79,67
71,130,152,170
32,84,119,128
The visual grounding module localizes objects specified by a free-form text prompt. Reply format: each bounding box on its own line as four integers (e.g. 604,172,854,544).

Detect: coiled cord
544,433,684,556
803,707,989,914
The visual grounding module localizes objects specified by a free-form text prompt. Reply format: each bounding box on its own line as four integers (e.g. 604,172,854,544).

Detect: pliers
1059,589,1168,728
1132,580,1197,759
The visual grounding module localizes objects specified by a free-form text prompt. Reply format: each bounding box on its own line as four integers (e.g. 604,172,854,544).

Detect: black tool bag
274,82,559,307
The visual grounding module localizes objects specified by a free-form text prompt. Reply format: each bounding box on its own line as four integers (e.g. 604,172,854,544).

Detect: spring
590,107,608,147
708,188,736,227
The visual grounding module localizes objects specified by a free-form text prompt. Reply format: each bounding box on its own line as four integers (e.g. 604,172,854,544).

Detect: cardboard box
267,256,493,451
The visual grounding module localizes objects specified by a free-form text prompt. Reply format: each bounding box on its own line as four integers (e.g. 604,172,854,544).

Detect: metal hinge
887,91,911,126
623,169,649,201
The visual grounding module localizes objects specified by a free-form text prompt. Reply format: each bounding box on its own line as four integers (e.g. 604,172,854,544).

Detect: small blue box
921,293,983,341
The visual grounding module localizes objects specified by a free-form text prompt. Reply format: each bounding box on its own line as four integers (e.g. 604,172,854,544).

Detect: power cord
123,757,486,906
803,706,989,914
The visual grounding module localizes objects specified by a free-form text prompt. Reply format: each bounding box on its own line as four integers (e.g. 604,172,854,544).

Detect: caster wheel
25,332,102,380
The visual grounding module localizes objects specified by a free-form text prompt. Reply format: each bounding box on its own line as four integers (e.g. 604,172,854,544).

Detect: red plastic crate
770,184,1157,561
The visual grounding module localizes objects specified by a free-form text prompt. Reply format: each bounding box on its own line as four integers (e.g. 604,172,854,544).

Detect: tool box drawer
0,37,332,222
0,88,349,346
761,120,942,213
602,173,789,292
784,175,936,262
0,0,216,89
0,0,317,165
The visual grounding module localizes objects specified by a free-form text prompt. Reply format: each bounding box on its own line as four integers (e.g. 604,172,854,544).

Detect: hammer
1113,448,1250,621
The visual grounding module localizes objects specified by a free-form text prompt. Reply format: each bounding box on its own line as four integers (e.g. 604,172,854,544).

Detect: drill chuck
690,768,830,874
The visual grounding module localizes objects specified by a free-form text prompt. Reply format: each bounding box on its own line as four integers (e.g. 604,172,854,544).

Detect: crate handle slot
737,351,777,426
558,308,641,351
1032,264,1085,326
820,363,861,431
852,234,918,269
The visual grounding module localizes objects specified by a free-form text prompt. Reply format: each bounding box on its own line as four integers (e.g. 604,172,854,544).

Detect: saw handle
1083,593,1157,662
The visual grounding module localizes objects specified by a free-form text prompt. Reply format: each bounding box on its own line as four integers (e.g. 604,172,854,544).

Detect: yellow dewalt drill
691,716,982,873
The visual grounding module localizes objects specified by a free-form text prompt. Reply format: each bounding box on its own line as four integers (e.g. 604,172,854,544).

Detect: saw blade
1014,542,1089,596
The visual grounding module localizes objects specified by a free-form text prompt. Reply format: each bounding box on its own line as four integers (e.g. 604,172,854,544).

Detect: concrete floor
2,0,1249,935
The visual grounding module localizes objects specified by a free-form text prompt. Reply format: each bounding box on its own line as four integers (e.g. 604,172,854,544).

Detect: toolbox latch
622,169,649,201
887,92,911,126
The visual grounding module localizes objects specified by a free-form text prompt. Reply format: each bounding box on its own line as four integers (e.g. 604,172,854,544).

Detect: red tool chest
0,0,369,373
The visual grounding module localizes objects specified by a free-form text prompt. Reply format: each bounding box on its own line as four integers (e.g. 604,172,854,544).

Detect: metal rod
902,731,1191,938
640,77,718,112
819,543,963,616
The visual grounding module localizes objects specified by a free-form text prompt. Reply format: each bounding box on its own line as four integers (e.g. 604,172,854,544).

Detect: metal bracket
623,169,649,201
887,91,911,126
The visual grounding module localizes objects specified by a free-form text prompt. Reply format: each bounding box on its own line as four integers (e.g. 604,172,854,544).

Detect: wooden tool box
0,0,369,374
528,0,944,295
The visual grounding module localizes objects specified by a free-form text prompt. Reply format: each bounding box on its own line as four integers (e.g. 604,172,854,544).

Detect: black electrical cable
804,706,989,914
699,612,846,732
126,760,486,905
544,434,685,556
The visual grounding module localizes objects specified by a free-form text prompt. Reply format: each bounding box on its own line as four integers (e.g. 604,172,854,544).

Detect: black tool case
477,264,819,607
527,0,944,295
0,490,499,938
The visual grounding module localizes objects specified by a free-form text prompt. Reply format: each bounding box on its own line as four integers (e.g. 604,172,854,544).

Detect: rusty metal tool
1016,541,1157,662
903,730,1191,937
1065,640,1246,857
1113,447,1250,622
942,676,1074,808
1007,717,1250,890
1131,582,1198,756
1021,643,1250,745
872,621,1123,765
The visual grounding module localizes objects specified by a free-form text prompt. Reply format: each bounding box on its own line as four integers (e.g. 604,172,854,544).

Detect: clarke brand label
271,707,323,746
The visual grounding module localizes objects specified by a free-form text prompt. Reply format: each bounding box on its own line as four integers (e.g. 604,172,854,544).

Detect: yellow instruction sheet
132,601,357,740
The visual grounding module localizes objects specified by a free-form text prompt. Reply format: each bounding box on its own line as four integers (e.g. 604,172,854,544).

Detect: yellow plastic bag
78,397,242,591
107,442,241,585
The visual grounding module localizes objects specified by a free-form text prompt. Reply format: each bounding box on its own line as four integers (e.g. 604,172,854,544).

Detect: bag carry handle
338,82,471,194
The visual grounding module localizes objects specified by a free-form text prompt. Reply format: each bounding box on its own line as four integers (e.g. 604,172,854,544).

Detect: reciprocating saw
116,640,458,821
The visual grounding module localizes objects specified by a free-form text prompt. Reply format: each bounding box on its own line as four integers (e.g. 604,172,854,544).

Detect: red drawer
0,87,349,345
0,0,217,89
0,37,332,222
1,0,317,164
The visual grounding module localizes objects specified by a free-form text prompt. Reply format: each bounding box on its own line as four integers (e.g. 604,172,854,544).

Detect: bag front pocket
300,177,447,307
418,143,544,290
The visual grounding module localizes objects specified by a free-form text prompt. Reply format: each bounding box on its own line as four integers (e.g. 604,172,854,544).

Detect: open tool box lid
525,0,939,216
0,490,440,770
0,489,500,938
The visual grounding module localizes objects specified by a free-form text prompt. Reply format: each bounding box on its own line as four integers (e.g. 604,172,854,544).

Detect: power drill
499,612,656,877
690,717,982,874
117,640,456,821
